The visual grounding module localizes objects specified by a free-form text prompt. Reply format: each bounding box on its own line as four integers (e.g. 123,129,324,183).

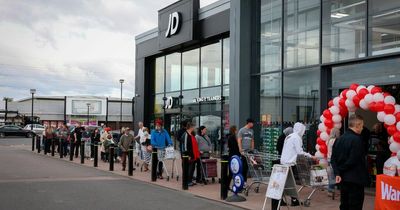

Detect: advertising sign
375,174,400,210
65,97,106,116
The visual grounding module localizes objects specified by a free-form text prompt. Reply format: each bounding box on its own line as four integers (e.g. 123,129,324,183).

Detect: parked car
0,125,36,138
24,124,45,135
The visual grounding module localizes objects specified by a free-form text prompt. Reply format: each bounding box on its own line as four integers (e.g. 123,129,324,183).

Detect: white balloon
367,85,375,92
396,122,400,132
334,122,342,129
384,96,396,105
397,151,400,162
377,111,386,122
364,94,373,104
329,106,340,115
332,115,342,123
318,123,327,132
373,93,384,102
346,90,357,100
395,105,400,114
320,115,326,122
320,132,329,141
356,85,366,93
315,151,324,158
389,142,400,153
333,97,340,107
385,114,396,125
345,99,355,108
389,136,394,144
359,99,369,110
315,144,320,151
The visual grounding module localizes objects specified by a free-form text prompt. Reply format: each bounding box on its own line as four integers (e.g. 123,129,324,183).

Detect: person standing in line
226,125,239,187
177,120,188,155
135,122,144,159
195,126,212,183
150,119,172,179
237,118,255,184
100,127,112,161
140,127,151,171
119,127,134,171
90,127,101,160
58,124,70,156
181,122,200,186
276,127,293,156
73,122,85,158
44,125,55,154
327,128,340,197
331,115,369,210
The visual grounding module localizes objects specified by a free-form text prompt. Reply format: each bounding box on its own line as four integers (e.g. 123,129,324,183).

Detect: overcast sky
0,0,217,108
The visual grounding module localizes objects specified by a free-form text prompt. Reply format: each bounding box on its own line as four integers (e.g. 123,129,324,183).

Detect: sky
0,0,217,108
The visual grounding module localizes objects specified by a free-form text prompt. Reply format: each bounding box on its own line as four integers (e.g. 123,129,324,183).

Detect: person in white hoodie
279,122,313,206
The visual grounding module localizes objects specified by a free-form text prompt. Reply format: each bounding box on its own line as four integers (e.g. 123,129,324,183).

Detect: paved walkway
29,146,375,210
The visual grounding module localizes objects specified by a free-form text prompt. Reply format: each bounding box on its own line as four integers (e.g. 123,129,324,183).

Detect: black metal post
59,138,63,158
182,155,189,190
109,143,114,171
31,92,34,151
36,136,40,153
51,138,55,156
128,144,133,176
151,149,157,182
120,81,123,123
44,136,47,155
220,155,229,200
94,142,98,167
69,138,74,161
80,141,85,164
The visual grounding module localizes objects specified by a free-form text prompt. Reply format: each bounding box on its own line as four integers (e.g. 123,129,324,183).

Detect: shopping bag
165,146,175,159
310,166,329,186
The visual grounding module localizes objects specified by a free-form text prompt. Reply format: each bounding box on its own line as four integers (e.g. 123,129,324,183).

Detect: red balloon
384,104,395,114
328,100,334,107
358,88,369,99
371,87,382,94
349,83,359,91
387,125,397,136
353,95,361,107
319,144,328,154
339,98,346,108
340,108,348,117
376,102,385,112
326,128,331,135
393,132,400,143
323,110,333,119
317,130,321,136
324,119,334,128
383,92,391,97
369,102,377,112
395,112,400,122
384,123,389,128
317,138,325,146
341,89,349,99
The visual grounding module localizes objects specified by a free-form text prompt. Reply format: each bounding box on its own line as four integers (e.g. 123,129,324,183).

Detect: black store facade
135,0,400,158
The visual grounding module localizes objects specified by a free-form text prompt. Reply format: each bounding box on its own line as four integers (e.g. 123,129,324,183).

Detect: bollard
94,142,98,167
109,144,114,171
151,149,158,182
59,138,63,158
182,155,189,190
44,136,47,155
128,144,133,176
32,135,35,151
69,139,74,161
220,155,229,200
81,141,85,164
37,136,41,153
51,138,55,156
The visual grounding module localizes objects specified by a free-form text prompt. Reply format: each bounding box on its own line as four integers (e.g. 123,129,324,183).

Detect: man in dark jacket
331,114,369,210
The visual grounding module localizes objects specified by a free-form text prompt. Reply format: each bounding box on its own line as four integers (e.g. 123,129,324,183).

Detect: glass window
322,0,366,63
201,42,222,87
182,49,199,90
370,0,400,55
164,91,180,114
154,94,164,114
283,68,320,123
261,0,282,72
199,112,221,152
155,57,164,93
182,89,199,112
165,53,181,92
223,38,230,84
332,58,400,89
284,0,320,68
260,73,282,125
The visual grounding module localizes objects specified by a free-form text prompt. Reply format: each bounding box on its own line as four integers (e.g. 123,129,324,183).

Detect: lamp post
3,97,12,124
30,89,36,151
86,103,91,126
119,79,124,128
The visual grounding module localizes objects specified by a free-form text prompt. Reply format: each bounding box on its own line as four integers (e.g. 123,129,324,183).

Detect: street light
2,97,12,124
86,103,91,126
30,89,36,151
119,79,124,127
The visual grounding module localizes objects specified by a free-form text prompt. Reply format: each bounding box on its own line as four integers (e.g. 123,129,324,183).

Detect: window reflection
223,38,230,84
260,73,282,125
155,57,164,93
182,49,199,90
166,53,181,92
201,42,222,87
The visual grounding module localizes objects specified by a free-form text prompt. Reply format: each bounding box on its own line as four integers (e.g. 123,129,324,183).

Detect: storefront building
135,0,400,157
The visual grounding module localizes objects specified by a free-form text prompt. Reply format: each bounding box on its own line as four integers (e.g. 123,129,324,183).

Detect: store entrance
164,114,182,150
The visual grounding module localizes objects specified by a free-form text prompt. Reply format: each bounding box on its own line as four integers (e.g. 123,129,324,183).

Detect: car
24,124,45,135
0,125,36,138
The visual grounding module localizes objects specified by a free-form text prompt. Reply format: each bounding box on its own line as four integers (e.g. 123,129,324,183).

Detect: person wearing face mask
150,119,172,179
331,115,369,210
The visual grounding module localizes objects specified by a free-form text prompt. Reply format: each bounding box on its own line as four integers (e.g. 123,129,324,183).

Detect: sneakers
291,199,301,206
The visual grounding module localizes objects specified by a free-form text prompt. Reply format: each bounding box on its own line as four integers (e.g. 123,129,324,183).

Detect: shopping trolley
243,151,272,196
199,154,218,184
82,137,91,159
157,146,179,181
295,154,330,207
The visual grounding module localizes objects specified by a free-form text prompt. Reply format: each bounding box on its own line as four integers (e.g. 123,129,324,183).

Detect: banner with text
375,174,400,210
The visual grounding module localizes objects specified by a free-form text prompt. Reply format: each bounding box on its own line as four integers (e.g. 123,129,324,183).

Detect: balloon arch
316,84,400,160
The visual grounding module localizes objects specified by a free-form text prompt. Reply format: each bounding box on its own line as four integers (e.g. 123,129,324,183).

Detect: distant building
4,96,134,129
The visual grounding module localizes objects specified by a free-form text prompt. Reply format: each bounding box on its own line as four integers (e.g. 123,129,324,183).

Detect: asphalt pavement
0,137,241,210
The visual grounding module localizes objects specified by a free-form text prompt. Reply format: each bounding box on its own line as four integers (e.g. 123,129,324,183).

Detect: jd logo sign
165,12,181,38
